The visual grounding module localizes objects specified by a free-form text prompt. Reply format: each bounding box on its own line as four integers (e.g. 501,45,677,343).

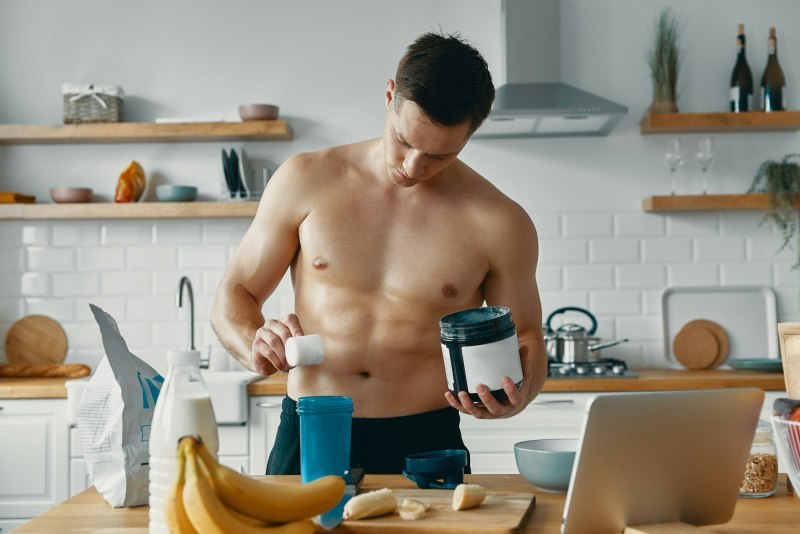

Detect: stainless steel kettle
544,306,628,363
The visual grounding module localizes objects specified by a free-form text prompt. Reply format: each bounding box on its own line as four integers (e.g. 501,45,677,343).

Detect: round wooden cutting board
4,315,68,365
673,323,719,369
682,319,730,367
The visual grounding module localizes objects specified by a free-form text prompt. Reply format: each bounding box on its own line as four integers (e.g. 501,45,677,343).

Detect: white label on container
730,86,740,102
441,344,454,390
460,334,522,393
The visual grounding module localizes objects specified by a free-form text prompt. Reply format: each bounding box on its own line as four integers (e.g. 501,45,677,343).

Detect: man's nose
403,151,424,178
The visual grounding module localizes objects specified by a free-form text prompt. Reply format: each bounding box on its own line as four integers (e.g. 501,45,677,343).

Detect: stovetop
547,358,638,379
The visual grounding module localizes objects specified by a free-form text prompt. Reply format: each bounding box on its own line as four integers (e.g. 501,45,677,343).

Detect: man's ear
385,79,396,109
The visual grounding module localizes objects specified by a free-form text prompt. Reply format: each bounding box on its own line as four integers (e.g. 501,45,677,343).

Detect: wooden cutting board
684,319,730,367
672,319,730,370
336,487,536,533
5,315,68,365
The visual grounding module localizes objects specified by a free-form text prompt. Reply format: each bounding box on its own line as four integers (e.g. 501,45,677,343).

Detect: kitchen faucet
176,276,196,353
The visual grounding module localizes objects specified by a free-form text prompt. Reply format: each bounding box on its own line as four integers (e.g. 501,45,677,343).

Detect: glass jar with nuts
739,420,778,498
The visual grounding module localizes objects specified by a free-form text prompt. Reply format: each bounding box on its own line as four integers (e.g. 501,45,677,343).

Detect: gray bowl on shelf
155,185,197,202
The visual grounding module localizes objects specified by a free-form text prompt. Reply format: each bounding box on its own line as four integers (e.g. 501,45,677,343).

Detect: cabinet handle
532,399,575,405
256,402,280,408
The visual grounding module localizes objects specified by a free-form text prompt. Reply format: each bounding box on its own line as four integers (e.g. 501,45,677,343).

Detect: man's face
383,81,471,188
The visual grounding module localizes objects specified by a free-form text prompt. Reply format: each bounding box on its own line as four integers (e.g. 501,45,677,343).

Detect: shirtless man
211,32,547,474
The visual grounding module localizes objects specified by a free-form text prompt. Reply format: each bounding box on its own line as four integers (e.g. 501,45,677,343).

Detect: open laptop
561,388,764,534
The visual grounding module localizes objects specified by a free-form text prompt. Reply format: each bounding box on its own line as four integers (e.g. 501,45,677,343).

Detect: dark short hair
394,32,494,134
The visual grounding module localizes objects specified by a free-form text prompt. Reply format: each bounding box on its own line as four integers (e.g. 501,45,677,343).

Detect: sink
66,370,261,426
201,370,262,424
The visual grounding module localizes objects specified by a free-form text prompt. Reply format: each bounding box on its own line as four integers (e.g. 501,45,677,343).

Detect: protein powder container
440,306,523,402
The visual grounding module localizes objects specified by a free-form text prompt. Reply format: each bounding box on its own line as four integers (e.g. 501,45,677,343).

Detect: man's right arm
211,154,311,375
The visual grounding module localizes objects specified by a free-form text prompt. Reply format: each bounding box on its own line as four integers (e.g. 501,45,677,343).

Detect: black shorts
265,396,471,475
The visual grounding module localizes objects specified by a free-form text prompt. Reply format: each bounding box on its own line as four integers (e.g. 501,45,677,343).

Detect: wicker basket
62,84,124,124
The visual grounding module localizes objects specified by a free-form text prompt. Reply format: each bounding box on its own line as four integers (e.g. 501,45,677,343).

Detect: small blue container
297,395,353,483
403,449,468,489
297,395,353,528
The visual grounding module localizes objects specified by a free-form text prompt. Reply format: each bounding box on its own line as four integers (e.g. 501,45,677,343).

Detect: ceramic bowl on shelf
514,438,577,493
155,185,198,202
50,187,93,203
238,103,279,121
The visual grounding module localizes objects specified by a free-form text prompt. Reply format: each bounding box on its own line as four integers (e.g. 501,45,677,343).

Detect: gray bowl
155,185,197,202
514,438,577,493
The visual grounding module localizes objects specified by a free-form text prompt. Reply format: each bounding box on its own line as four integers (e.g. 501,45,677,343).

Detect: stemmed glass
664,138,683,195
695,136,715,195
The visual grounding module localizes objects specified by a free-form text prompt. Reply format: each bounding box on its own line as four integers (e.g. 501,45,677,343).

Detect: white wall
0,0,798,371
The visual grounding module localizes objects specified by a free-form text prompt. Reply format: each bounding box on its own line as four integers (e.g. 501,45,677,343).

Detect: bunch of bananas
165,436,345,533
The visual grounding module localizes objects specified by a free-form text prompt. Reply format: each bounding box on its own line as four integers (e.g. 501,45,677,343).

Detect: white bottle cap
285,334,325,366
167,349,201,366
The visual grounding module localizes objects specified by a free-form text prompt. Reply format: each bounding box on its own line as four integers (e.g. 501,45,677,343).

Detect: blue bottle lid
296,395,354,414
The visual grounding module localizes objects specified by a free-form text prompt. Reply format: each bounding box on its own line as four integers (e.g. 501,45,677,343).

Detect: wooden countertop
245,369,788,396
0,369,787,399
0,377,71,399
15,474,800,533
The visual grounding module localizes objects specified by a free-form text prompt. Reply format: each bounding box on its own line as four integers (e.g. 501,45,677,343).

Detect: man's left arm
444,202,547,419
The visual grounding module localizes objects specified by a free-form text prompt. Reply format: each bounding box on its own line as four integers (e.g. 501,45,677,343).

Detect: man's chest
296,203,489,304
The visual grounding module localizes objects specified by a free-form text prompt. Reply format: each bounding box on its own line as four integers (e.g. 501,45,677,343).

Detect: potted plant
748,153,800,268
647,7,681,113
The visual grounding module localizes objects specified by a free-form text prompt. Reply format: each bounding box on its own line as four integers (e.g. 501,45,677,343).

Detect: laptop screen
561,388,763,534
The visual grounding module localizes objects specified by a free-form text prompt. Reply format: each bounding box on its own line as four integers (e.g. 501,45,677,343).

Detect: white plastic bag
77,304,164,507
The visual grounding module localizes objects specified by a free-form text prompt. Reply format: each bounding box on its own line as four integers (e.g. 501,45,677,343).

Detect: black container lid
440,306,515,343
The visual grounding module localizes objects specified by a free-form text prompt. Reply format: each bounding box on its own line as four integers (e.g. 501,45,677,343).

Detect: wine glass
664,138,684,195
695,136,715,195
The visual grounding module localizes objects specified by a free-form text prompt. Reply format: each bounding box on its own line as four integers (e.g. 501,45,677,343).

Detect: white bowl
514,438,577,493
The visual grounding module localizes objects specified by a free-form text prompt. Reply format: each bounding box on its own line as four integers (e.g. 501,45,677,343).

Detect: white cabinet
461,393,594,474
248,396,284,476
67,422,252,495
218,424,250,475
0,399,69,522
461,390,787,475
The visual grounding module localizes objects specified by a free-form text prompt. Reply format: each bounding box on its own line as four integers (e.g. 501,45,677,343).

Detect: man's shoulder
277,140,373,185
449,162,535,237
454,162,524,211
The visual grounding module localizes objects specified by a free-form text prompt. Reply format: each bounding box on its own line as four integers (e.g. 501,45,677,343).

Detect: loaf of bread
0,363,91,378
114,160,146,203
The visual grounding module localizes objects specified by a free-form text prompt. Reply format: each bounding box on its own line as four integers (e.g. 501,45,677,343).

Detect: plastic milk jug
148,349,219,533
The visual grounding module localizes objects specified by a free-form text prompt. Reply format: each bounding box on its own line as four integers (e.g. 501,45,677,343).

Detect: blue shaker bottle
297,396,353,528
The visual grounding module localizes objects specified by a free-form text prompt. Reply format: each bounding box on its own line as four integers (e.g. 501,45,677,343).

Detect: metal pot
550,323,629,363
544,307,628,363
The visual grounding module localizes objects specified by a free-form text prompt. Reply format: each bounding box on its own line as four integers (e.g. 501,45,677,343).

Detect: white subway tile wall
0,212,796,371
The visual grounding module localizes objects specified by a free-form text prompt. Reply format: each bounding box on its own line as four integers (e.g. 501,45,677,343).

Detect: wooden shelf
642,193,800,212
0,120,292,144
640,111,800,134
0,201,259,220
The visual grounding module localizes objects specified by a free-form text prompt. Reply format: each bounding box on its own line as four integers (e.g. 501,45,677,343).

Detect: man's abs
285,306,456,417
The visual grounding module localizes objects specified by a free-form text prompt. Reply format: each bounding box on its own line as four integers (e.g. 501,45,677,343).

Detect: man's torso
285,140,514,417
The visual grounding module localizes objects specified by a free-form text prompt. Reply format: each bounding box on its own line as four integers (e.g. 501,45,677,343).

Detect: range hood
473,0,628,139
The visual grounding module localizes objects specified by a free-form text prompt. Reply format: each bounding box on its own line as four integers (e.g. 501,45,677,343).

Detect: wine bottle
730,24,753,112
761,26,786,111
